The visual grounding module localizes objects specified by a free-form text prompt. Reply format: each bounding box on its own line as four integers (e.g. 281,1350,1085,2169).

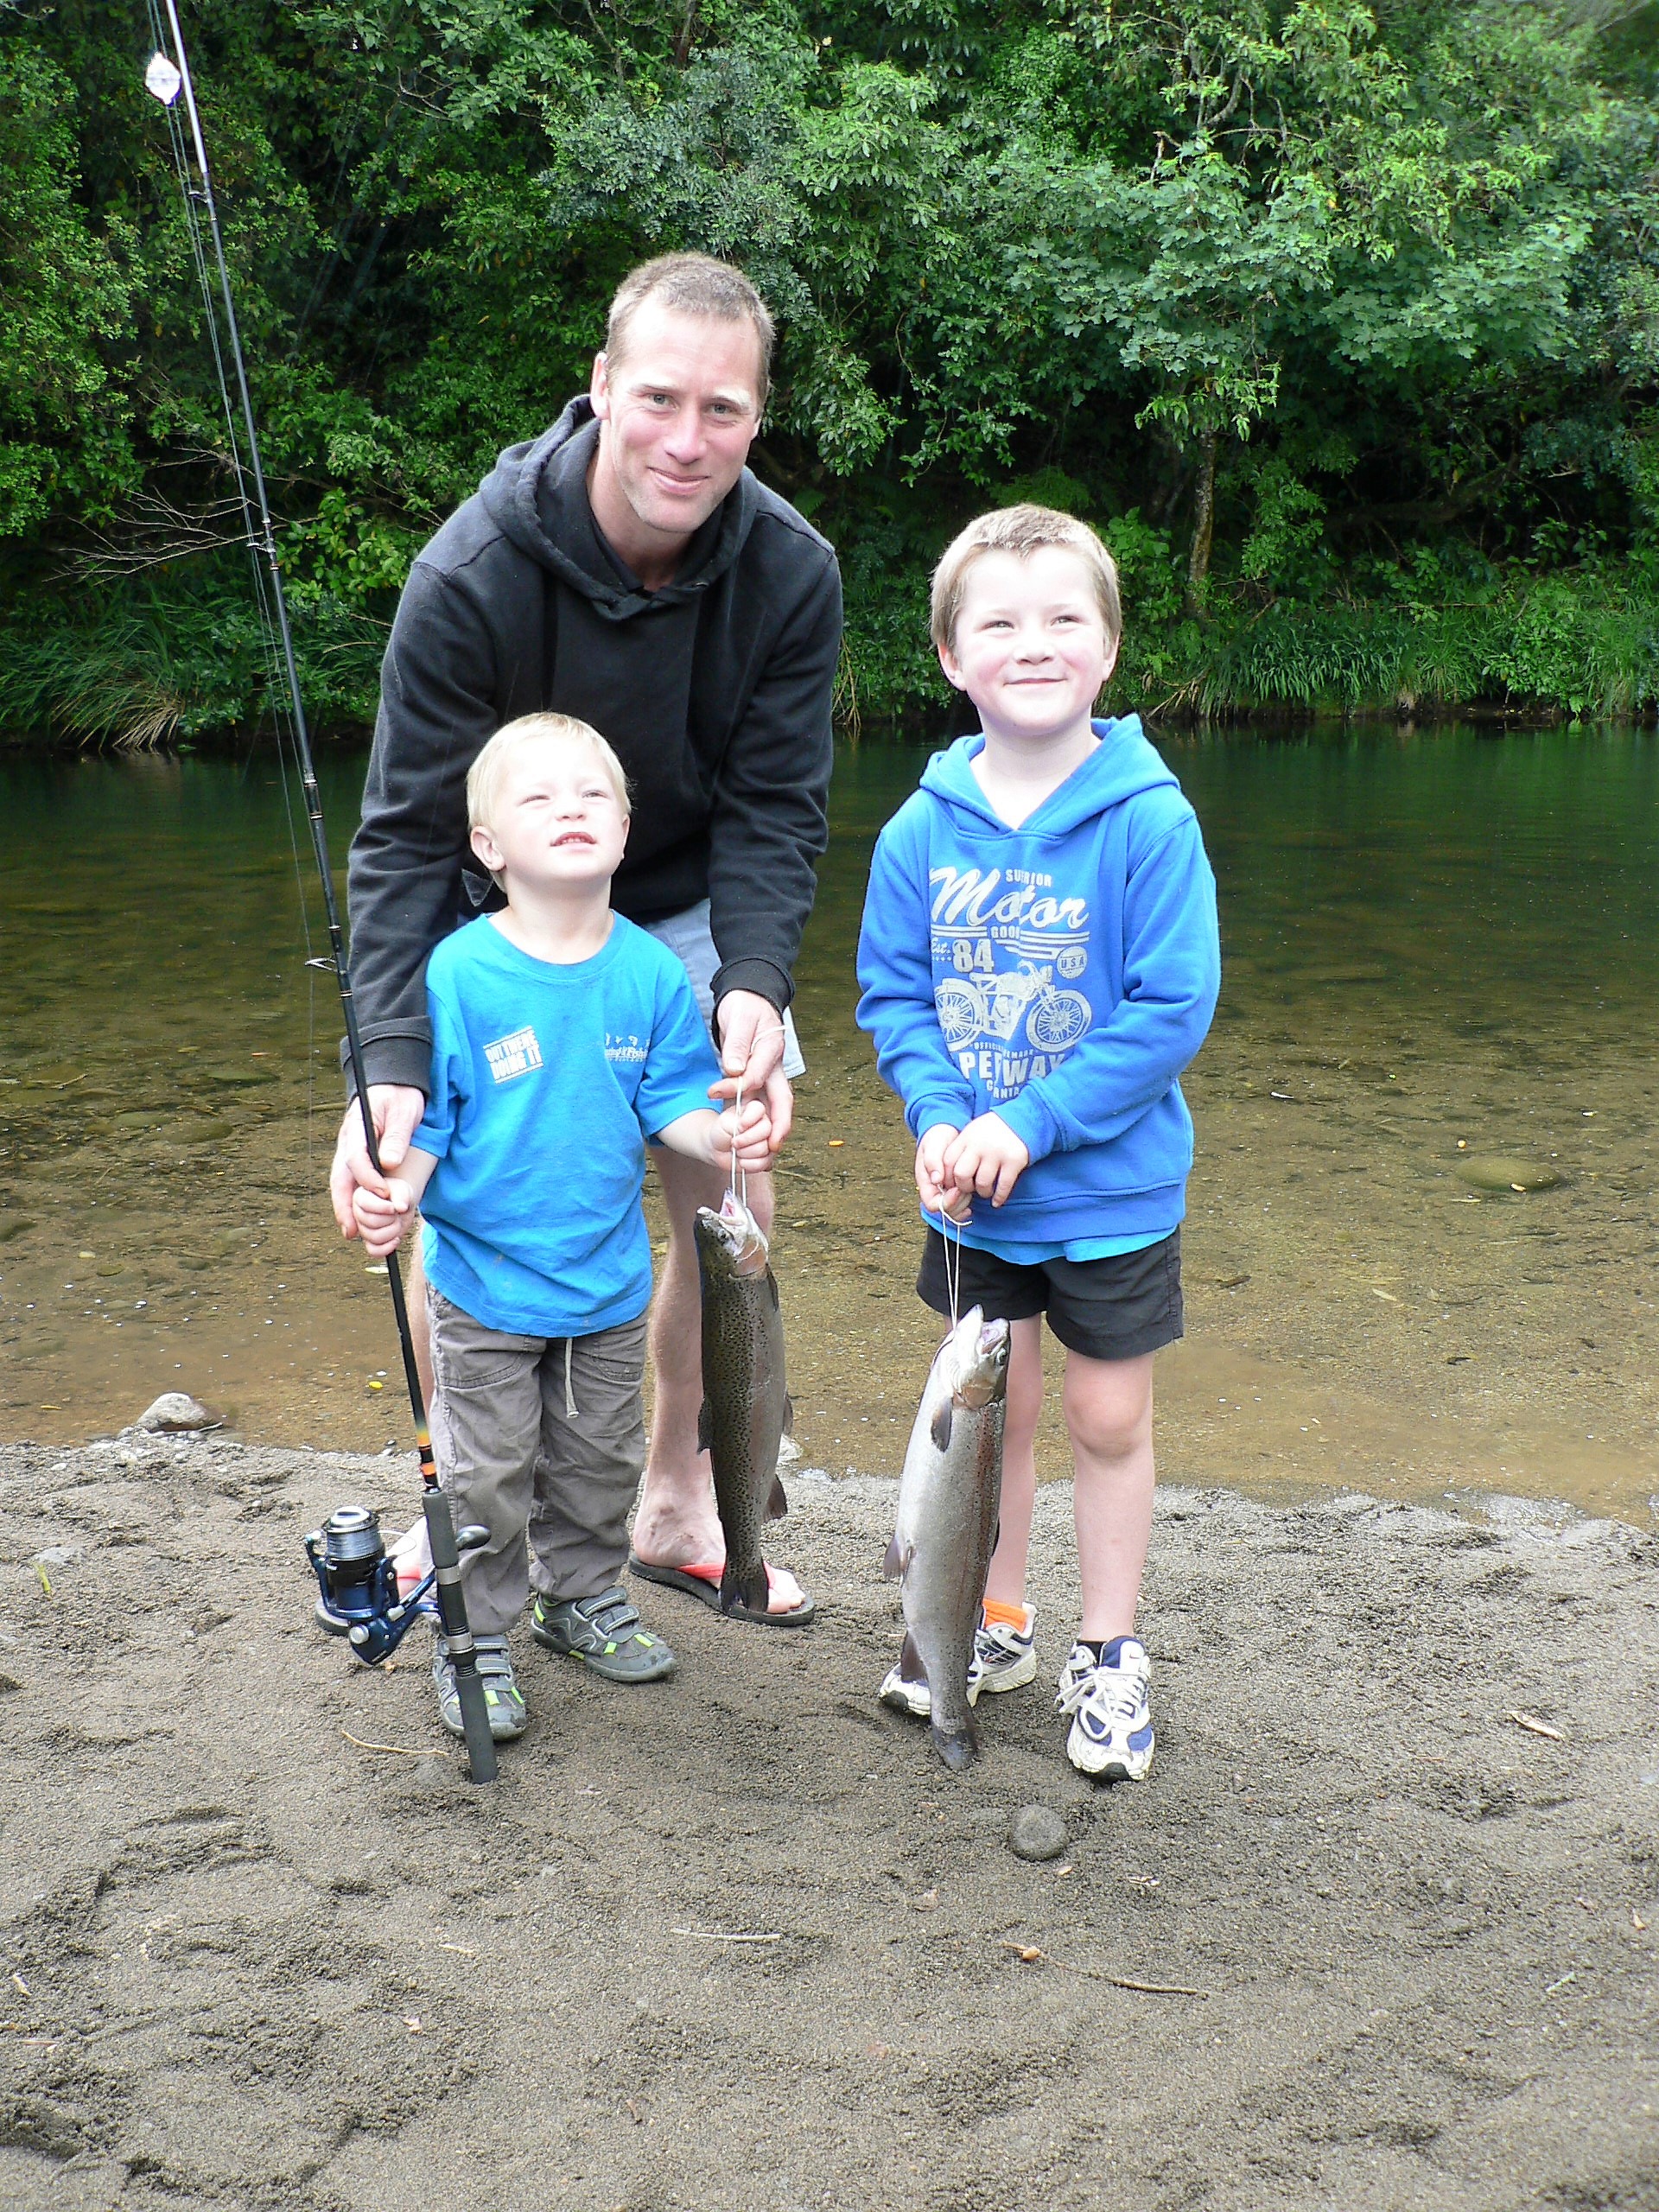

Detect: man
329,252,840,1622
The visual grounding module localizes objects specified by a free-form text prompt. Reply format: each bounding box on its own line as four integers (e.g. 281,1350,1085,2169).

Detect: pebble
1452,1155,1563,1193
1008,1804,1069,1862
136,1392,218,1433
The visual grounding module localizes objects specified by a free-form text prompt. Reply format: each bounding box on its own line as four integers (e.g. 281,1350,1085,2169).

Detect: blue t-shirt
413,913,720,1337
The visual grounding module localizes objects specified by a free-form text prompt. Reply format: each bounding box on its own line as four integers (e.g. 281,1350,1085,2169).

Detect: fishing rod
143,3,497,1783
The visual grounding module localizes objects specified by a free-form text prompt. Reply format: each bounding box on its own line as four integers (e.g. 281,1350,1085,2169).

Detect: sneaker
879,1645,978,1719
431,1633,527,1741
1057,1636,1154,1781
531,1587,676,1682
879,1605,1038,1719
974,1605,1039,1696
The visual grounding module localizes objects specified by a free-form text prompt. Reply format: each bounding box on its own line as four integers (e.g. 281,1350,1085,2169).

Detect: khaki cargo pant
427,1287,647,1635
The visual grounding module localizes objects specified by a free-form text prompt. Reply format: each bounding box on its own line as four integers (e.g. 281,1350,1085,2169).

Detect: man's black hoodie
346,398,842,1094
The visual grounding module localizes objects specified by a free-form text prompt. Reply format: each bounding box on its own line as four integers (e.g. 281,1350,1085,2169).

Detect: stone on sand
136,1392,219,1433
1008,1804,1069,1861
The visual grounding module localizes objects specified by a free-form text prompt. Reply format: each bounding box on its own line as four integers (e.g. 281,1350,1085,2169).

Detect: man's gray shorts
428,1287,647,1634
643,899,805,1079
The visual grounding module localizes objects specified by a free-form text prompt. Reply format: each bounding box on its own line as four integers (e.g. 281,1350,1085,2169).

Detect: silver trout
885,1306,1010,1771
695,1191,790,1618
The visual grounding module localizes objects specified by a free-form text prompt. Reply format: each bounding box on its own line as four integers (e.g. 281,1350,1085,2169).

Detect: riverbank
2,1428,1654,2210
3,560,1656,752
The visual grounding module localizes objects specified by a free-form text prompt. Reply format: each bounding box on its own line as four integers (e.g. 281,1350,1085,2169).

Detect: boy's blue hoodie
856,718,1220,1245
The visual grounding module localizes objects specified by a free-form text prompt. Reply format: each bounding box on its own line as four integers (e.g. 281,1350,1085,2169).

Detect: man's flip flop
627,1554,816,1627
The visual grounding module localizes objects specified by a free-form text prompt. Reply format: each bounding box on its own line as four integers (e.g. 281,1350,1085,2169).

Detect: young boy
353,712,772,1743
855,505,1220,1779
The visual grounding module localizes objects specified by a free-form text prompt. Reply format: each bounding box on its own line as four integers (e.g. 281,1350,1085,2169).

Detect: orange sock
982,1598,1029,1631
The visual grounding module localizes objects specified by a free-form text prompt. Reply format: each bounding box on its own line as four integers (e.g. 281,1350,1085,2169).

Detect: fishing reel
304,1505,488,1666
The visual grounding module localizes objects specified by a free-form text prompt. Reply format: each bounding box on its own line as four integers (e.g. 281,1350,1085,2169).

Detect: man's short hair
605,252,775,407
931,505,1122,657
467,714,631,868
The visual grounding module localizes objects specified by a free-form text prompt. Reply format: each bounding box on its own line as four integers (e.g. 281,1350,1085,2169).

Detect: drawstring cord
563,1337,577,1421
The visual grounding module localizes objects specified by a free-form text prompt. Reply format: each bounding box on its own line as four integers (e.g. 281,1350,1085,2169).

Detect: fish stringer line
725,1020,786,1215
940,1203,963,1328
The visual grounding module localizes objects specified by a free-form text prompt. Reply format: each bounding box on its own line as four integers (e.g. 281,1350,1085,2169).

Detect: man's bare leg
631,1148,805,1614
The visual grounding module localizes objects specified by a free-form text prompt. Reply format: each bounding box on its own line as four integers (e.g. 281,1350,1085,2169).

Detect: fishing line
141,5,497,1782
940,1202,963,1328
723,1020,785,1215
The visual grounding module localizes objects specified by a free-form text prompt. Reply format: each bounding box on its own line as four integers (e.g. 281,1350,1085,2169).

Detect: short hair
931,505,1122,656
467,714,631,866
605,252,774,408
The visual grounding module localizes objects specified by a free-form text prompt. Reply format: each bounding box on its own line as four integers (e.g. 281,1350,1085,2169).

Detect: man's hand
709,988,793,1150
944,1112,1030,1209
329,1085,427,1237
916,1124,970,1221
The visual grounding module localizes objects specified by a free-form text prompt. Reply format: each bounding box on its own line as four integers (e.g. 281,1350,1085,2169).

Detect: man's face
588,303,764,552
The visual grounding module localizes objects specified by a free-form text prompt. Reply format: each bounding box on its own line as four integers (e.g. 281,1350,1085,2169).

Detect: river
2,724,1656,1524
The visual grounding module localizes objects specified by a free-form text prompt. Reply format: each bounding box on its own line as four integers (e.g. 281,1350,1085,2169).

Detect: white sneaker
973,1605,1039,1695
878,1605,1038,1717
1057,1637,1154,1780
879,1645,982,1719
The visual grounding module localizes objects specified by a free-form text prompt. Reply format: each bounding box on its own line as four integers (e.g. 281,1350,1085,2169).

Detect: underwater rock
1452,1156,1564,1193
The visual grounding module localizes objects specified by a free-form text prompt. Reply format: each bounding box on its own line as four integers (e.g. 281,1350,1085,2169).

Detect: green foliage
0,0,1655,738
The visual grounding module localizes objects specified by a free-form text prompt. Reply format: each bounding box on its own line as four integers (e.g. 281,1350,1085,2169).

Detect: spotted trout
695,1191,790,1618
885,1307,1010,1770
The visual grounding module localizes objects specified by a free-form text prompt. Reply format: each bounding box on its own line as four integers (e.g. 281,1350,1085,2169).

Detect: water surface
3,727,1656,1522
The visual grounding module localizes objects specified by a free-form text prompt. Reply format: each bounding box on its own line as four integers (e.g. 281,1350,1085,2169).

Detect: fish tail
720,1559,772,1618
931,1713,978,1772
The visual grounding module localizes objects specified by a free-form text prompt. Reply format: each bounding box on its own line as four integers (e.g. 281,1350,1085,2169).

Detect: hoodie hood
919,717,1174,836
476,395,760,621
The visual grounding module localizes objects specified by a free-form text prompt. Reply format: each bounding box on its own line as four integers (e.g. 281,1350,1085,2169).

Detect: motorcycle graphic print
934,960,1090,1052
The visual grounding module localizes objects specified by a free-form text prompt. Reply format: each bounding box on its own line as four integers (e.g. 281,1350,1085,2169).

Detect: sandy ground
3,1427,1656,2211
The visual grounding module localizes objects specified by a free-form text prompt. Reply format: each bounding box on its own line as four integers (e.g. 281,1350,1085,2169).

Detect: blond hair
931,505,1122,656
467,715,631,882
605,252,774,407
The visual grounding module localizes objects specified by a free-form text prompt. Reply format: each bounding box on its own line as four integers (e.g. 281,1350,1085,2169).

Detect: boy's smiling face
939,545,1117,750
470,734,629,897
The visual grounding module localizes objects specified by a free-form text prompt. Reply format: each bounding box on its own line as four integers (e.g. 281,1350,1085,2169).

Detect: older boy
856,506,1220,1778
354,713,772,1743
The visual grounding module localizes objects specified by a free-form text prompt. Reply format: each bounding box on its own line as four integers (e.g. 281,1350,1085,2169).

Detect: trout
695,1191,791,1618
885,1306,1010,1770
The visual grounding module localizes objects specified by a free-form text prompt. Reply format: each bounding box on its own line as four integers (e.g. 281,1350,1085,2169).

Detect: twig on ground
1508,1710,1567,1742
340,1727,434,1758
671,1927,784,1943
998,1940,1206,1996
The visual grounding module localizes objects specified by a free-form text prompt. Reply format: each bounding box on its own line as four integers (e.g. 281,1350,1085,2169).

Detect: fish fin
931,1713,978,1772
929,1399,954,1453
696,1399,712,1453
782,1393,795,1434
899,1630,928,1685
766,1473,789,1522
720,1560,771,1618
882,1534,912,1584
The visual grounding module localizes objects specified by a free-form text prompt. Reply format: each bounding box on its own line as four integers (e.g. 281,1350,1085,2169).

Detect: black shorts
918,1226,1183,1363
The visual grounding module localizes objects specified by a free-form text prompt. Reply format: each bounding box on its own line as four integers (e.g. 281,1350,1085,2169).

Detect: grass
1,561,1654,747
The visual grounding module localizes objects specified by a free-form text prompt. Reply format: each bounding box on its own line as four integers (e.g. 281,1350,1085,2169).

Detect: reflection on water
3,727,1656,1523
